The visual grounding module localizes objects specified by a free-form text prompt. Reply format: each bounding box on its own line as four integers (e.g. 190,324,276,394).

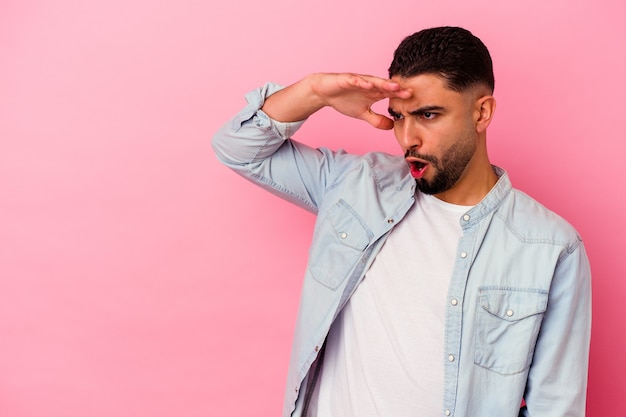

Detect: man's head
388,26,494,94
387,27,497,204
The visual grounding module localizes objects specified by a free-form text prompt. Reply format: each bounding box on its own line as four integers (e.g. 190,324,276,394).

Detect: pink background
1,0,624,416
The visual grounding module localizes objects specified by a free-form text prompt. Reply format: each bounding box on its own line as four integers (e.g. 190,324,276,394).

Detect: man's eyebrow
388,105,446,116
408,105,445,115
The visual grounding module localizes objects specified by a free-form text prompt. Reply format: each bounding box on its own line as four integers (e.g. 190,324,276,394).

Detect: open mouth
408,160,428,179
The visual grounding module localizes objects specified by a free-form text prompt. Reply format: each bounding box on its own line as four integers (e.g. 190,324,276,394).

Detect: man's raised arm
211,73,410,212
261,73,411,129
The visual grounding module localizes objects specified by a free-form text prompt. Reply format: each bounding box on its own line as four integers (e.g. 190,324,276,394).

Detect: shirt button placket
447,215,469,417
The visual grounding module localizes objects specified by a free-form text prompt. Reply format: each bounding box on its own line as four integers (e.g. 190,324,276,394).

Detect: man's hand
261,73,412,130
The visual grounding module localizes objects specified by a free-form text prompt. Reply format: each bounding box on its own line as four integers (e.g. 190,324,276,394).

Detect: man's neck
434,161,498,206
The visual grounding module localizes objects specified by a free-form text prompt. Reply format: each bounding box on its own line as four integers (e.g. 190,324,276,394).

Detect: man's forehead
390,73,450,90
389,73,476,110
389,74,454,107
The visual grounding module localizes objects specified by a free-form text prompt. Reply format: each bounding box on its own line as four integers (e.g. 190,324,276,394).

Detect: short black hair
388,26,494,93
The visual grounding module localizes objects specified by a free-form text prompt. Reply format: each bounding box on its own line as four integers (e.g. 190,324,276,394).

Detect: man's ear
475,95,496,133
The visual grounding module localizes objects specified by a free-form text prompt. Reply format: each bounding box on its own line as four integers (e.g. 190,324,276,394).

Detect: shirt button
506,309,514,317
340,232,347,239
451,298,458,306
314,345,320,352
445,410,451,416
448,354,455,362
387,218,394,224
460,252,467,258
463,214,470,221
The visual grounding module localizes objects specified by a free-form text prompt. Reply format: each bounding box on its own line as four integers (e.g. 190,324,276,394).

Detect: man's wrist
261,74,326,122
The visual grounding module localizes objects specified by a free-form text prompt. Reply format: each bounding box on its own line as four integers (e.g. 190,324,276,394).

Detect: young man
212,27,591,417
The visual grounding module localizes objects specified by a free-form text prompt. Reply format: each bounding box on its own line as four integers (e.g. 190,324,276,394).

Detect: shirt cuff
231,82,307,138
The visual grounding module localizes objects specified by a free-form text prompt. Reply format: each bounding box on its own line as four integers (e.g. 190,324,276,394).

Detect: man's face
388,74,481,196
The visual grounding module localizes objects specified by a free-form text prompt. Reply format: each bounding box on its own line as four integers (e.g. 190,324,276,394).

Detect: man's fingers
357,75,412,98
320,73,410,128
363,109,394,130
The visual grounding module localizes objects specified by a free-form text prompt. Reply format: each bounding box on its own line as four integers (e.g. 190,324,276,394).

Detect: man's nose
396,120,421,151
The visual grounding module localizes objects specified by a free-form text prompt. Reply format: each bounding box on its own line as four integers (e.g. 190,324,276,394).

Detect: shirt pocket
309,200,372,290
474,288,548,375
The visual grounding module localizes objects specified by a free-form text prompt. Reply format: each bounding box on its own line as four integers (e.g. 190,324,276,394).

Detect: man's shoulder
499,188,582,247
328,148,405,166
361,150,406,165
323,148,409,188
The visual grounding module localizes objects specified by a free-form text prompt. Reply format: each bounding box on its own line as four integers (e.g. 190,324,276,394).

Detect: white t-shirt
311,193,471,417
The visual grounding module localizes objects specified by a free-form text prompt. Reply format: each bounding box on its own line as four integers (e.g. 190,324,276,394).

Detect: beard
407,137,476,195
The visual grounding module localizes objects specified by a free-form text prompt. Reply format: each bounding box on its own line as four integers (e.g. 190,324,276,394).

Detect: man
212,26,591,417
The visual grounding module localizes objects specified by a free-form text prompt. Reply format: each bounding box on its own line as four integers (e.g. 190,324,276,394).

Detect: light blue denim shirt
212,83,592,417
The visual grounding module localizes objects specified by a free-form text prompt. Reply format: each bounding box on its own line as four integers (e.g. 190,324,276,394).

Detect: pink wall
1,0,624,415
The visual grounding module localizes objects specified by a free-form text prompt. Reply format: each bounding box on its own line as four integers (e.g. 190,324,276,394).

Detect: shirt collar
462,165,512,226
404,165,512,226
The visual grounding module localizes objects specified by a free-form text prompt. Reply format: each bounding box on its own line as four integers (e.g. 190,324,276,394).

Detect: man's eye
391,113,404,121
422,112,436,120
